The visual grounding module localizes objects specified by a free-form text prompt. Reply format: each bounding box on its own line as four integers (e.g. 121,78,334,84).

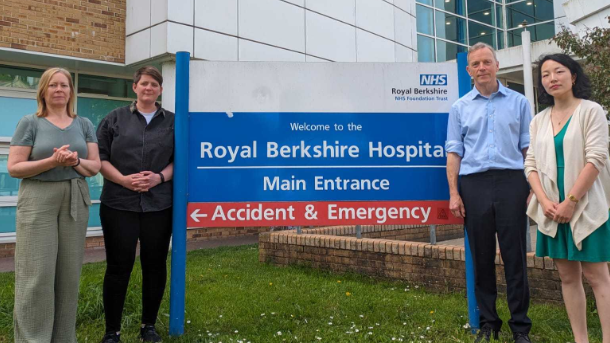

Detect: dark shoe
140,324,162,342
474,325,500,342
514,333,531,343
100,332,120,343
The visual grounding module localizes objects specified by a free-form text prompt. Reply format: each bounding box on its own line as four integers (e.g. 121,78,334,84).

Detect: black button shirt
97,102,174,212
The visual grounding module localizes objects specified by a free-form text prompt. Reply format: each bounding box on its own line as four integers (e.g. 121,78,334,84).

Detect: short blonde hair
36,67,76,118
467,42,497,64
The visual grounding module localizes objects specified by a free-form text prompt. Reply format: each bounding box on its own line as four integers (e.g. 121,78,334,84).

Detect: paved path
0,235,259,273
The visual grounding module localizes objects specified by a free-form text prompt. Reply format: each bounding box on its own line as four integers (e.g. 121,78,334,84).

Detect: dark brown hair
133,66,163,86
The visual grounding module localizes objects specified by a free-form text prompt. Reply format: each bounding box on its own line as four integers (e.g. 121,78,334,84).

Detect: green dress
536,117,610,262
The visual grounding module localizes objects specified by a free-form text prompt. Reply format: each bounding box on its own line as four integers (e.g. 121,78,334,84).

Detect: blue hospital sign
183,62,462,227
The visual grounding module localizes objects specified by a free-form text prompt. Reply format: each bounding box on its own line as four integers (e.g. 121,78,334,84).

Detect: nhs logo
420,74,448,86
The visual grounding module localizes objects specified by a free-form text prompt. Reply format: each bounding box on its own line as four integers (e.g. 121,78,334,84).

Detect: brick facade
0,0,125,63
259,230,596,304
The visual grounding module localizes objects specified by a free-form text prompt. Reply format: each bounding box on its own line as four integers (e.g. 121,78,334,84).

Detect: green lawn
0,244,603,342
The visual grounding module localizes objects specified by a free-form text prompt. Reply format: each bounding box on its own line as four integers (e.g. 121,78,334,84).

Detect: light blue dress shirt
445,81,532,176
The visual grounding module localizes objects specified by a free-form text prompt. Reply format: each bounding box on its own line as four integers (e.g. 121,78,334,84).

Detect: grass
0,244,604,342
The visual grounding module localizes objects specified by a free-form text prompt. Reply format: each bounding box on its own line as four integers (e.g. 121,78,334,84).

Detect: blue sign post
457,51,480,334
169,51,190,337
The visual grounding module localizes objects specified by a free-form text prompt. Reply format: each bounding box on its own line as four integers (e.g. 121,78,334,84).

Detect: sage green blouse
10,114,97,181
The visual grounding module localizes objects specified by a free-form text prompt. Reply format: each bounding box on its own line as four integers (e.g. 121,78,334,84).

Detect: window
436,40,468,62
417,5,435,35
506,0,554,29
507,21,554,47
497,30,505,49
469,21,497,48
417,35,436,62
77,97,133,201
78,74,136,99
0,66,42,90
0,97,38,137
434,0,466,16
468,0,495,26
435,11,467,44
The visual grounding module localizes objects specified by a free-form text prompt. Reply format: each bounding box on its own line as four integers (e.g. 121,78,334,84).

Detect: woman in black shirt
97,66,174,343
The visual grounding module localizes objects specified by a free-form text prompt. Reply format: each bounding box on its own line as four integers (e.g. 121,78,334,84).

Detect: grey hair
467,42,497,63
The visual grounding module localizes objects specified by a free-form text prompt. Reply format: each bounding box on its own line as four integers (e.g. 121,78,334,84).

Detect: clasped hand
541,199,576,224
123,171,160,193
53,145,79,167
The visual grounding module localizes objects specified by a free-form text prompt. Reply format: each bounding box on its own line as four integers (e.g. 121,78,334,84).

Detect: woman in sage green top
525,54,610,343
7,67,101,343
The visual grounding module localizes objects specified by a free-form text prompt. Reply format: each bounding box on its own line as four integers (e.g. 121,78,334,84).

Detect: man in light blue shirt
446,43,533,343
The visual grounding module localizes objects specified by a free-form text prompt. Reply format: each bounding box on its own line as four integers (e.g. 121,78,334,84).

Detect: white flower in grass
187,320,191,324
277,331,282,336
235,330,239,333
315,336,322,341
355,329,360,333
271,312,276,315
368,332,373,335
368,327,374,329
359,314,364,318
375,323,380,326
328,322,333,325
426,327,430,330
392,338,396,341
219,315,223,318
261,313,265,317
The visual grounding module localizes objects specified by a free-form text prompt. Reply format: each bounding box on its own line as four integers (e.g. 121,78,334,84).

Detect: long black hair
535,53,591,105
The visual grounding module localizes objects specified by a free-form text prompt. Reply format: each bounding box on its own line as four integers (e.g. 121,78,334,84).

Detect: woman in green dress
525,53,610,343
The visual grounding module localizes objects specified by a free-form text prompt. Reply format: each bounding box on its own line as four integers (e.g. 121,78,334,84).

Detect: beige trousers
14,178,91,343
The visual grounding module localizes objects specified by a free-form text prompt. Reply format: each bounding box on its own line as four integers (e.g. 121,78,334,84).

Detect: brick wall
302,225,463,242
0,0,125,63
187,227,270,241
259,231,595,304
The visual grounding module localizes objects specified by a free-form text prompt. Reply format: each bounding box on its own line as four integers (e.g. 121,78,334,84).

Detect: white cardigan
525,99,610,250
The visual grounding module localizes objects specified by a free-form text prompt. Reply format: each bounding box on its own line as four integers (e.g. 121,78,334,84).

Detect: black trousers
100,204,173,333
460,169,531,335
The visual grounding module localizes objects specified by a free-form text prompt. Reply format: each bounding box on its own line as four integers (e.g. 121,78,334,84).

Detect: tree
553,17,610,116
